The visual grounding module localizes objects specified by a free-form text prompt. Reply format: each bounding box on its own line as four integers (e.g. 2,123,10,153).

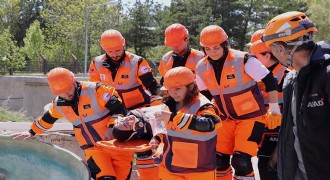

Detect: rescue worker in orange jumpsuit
158,23,208,98
88,29,160,110
248,29,290,180
11,67,133,180
196,25,281,179
88,29,160,180
151,67,221,180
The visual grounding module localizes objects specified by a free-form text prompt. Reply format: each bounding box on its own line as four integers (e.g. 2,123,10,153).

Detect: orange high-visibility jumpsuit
89,51,160,179
30,81,133,180
158,48,204,81
196,49,267,180
158,94,221,180
89,51,159,110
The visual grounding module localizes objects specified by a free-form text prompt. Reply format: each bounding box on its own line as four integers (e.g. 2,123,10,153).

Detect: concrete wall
0,75,87,119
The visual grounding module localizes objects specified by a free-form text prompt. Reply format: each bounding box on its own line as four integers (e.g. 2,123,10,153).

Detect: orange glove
265,112,282,129
257,81,266,92
266,103,282,129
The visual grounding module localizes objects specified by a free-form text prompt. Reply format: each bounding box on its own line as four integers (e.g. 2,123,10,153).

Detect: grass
0,107,32,122
0,99,32,122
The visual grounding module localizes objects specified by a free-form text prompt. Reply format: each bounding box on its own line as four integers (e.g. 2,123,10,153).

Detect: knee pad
87,157,101,180
136,149,153,159
98,176,116,180
231,151,253,176
216,152,231,171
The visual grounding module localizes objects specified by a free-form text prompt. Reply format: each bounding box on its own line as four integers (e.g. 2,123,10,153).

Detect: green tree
87,1,122,58
0,28,25,75
23,20,45,62
0,0,6,32
167,0,209,48
41,0,120,70
41,0,85,63
0,0,20,36
202,0,307,50
302,0,330,42
243,0,307,48
0,0,45,47
120,0,162,57
166,0,307,50
151,5,172,46
145,45,171,62
16,0,45,46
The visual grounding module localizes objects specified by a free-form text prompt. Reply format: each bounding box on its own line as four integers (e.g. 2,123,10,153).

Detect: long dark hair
162,83,199,111
182,83,199,107
260,51,279,63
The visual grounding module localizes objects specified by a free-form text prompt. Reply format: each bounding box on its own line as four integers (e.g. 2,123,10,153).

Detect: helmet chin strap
272,43,293,67
286,44,298,67
277,33,314,67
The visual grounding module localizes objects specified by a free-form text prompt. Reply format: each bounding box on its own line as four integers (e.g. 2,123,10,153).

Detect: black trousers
258,132,278,180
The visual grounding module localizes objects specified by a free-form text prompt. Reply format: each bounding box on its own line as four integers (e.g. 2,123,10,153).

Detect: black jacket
278,41,330,180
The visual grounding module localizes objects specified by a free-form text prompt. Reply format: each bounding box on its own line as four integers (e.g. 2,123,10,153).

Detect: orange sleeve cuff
167,112,193,132
30,121,45,134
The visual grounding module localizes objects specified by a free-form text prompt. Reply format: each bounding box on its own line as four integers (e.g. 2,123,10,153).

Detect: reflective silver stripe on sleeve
34,119,49,131
94,55,105,71
85,83,101,113
177,114,191,129
135,164,156,169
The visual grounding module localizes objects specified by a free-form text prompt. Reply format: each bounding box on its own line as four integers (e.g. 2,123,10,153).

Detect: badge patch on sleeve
139,66,149,74
88,68,94,74
100,74,106,81
103,93,111,101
